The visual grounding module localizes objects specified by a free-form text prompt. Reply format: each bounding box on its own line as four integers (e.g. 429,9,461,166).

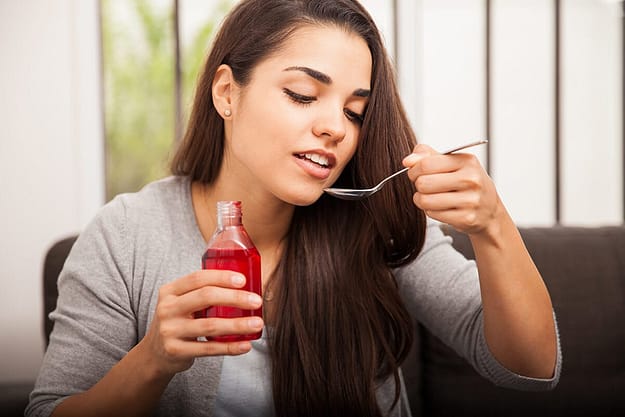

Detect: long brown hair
171,1,426,415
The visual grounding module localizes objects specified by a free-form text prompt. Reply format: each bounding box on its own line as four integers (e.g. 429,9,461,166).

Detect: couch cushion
414,226,625,417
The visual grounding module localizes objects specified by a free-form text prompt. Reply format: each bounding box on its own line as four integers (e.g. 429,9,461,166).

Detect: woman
27,0,560,416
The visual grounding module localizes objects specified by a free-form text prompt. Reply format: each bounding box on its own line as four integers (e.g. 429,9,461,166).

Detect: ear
212,64,236,119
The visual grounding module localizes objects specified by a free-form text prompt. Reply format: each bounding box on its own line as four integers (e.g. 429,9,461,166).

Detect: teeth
303,153,329,167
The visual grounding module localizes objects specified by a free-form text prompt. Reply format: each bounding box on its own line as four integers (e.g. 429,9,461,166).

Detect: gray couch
404,225,625,416
3,225,625,416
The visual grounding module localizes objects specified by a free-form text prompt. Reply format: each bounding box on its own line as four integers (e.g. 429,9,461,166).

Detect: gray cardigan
26,176,561,417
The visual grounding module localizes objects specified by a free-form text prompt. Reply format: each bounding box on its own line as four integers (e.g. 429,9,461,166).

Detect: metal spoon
323,139,488,200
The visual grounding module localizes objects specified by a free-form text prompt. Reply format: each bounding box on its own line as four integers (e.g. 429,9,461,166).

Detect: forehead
252,25,372,87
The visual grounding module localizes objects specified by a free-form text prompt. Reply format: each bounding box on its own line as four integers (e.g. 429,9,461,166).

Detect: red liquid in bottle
200,247,262,342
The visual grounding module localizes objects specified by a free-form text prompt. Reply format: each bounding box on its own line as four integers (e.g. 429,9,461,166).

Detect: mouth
293,150,337,180
294,151,336,169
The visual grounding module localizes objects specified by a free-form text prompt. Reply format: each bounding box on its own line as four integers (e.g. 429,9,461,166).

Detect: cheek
341,132,360,164
238,91,301,137
233,102,278,146
229,101,293,169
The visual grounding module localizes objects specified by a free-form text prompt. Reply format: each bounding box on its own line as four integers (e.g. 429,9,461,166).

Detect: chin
280,189,324,207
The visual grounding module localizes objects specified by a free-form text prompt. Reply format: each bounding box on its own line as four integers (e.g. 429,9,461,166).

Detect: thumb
402,143,435,167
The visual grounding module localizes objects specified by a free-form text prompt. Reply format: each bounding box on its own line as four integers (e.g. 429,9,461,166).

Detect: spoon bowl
323,139,488,200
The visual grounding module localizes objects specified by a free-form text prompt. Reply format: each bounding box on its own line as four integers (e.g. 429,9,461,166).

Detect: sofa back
403,225,625,417
43,226,625,416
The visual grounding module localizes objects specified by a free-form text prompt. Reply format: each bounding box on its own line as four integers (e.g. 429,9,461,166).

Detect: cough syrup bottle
197,201,262,342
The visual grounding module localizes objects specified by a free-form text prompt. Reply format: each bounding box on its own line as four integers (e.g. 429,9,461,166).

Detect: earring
224,109,231,117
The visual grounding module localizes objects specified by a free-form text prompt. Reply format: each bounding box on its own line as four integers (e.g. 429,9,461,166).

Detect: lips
293,150,337,180
294,151,336,168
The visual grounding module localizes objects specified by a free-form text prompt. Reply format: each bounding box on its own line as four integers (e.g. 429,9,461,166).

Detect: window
101,0,235,199
100,0,623,225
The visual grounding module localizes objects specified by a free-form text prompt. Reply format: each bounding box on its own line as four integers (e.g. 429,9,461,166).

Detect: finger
411,143,437,155
162,338,254,358
404,154,461,183
208,340,254,356
421,153,470,174
415,170,481,194
413,190,479,212
421,208,459,226
162,270,247,297
177,286,263,316
402,152,426,168
413,191,457,212
422,208,481,233
402,144,435,168
180,316,265,339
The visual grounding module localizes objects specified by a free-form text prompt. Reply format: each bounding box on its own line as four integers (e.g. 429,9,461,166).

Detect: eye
344,108,364,125
283,88,316,105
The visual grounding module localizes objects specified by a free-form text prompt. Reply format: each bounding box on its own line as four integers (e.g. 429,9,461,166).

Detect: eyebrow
283,66,370,98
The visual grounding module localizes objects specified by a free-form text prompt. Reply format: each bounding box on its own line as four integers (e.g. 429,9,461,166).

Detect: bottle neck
216,201,243,228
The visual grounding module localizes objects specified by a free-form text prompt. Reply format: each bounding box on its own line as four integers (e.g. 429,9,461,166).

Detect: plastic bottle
196,201,262,342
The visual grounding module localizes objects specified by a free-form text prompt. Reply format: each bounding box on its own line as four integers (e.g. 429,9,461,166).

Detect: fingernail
248,293,262,306
403,153,421,166
238,342,251,352
248,317,263,329
232,275,245,286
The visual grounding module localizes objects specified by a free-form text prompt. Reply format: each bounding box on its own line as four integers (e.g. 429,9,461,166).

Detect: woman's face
224,25,372,206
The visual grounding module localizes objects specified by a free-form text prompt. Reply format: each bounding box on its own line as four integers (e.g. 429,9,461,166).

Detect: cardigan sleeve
25,196,137,417
394,219,561,391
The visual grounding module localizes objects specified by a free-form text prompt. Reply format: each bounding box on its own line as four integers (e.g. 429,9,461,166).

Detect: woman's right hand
138,270,264,377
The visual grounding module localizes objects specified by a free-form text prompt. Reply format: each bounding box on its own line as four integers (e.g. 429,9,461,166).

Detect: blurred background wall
1,0,104,384
0,0,622,385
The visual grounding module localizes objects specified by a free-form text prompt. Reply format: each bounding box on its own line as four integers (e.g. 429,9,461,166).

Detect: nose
312,106,346,143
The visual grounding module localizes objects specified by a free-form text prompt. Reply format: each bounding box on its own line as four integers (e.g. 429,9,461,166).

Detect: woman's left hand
402,143,501,235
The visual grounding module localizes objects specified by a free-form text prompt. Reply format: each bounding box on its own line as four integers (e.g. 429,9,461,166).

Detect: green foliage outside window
102,0,235,200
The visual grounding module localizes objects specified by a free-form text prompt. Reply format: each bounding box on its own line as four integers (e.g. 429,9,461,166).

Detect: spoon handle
441,139,488,155
385,140,487,187
377,167,409,188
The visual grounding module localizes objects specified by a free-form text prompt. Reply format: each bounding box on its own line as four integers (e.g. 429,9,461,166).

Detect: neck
191,180,293,254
